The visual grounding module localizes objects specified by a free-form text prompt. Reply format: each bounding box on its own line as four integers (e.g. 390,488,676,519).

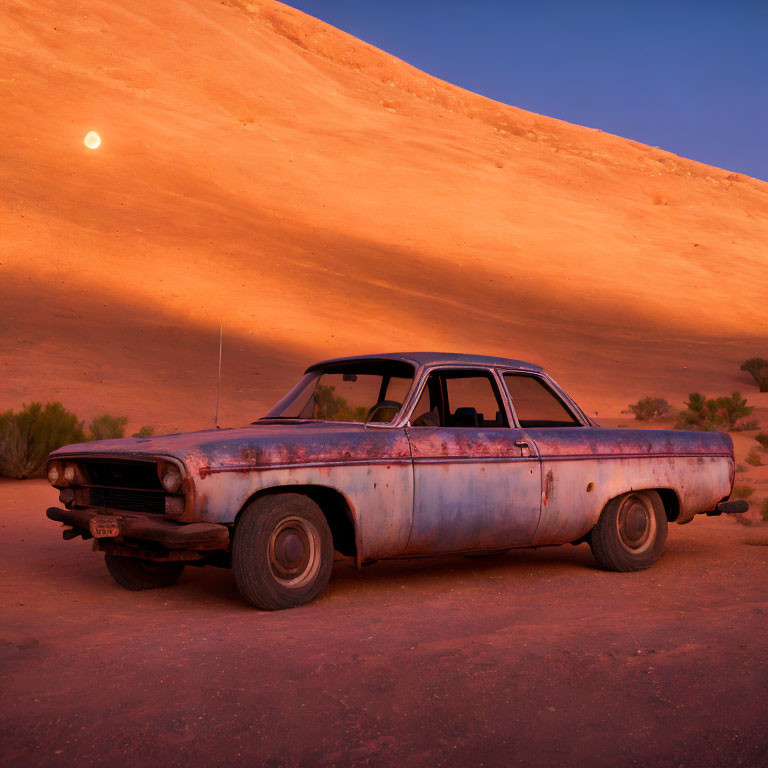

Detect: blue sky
285,0,768,181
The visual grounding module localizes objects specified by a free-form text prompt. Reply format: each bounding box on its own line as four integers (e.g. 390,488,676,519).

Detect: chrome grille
82,459,163,490
87,487,165,515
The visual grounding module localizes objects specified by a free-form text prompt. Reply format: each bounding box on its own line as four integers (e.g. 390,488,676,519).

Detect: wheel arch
596,487,681,522
233,484,360,566
654,488,682,522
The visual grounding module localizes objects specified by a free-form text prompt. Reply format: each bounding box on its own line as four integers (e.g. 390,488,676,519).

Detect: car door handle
514,439,532,457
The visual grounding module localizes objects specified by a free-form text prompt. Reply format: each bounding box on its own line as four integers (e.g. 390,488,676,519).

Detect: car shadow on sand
118,544,602,610
48,532,726,613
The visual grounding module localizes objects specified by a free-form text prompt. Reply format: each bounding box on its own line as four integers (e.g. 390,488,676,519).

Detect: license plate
89,517,120,538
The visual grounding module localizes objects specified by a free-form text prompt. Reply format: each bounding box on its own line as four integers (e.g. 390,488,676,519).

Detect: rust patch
543,469,554,506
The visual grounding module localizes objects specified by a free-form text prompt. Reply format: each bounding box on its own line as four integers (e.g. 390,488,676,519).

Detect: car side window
410,370,508,428
503,374,580,428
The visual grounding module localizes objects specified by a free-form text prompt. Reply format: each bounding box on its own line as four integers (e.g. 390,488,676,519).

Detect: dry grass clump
732,485,755,500
88,413,128,441
627,396,671,421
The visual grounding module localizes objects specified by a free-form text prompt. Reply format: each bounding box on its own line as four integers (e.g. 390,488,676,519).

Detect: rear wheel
589,491,668,571
232,494,334,610
105,554,184,590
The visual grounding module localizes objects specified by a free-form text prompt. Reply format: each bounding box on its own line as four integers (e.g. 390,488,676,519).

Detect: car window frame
404,365,515,429
264,359,417,426
500,371,586,428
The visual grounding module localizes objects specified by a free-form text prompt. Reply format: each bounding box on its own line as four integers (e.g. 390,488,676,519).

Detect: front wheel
105,554,184,590
589,491,668,571
232,494,334,610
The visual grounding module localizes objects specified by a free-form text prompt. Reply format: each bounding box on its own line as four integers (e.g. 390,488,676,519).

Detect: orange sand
2,0,767,436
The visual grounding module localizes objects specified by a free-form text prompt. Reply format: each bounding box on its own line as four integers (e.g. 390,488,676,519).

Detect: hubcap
268,516,321,588
617,495,656,553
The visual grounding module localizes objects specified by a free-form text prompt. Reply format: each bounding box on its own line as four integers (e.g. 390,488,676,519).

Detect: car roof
307,352,544,372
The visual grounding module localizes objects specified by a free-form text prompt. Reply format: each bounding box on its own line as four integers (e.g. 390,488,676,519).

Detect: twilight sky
285,0,768,181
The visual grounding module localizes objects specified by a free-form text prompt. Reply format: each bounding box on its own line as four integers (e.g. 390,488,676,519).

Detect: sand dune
2,0,768,433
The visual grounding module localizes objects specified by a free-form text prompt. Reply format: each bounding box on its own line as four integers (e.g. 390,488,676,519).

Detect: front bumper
46,506,229,550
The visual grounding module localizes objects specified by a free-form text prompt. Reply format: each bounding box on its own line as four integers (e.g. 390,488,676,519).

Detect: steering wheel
366,400,402,423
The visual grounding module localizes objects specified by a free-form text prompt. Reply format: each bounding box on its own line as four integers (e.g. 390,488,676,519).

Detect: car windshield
262,360,416,424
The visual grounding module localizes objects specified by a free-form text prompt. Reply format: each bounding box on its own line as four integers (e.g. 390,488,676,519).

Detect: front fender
192,462,414,561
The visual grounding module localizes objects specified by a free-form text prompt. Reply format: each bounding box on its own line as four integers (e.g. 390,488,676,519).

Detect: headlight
47,460,78,487
47,461,63,486
158,461,182,493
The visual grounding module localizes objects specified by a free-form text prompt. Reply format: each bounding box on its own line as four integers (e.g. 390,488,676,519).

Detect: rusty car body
45,352,747,609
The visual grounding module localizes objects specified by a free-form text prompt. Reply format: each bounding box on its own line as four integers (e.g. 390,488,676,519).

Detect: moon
83,131,101,150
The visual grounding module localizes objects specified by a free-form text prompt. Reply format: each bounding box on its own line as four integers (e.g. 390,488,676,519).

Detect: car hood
50,421,411,475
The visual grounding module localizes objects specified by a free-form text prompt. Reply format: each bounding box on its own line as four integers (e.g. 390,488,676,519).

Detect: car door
404,367,542,554
500,372,593,545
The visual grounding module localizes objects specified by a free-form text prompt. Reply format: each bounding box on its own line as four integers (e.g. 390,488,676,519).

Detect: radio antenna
214,320,223,429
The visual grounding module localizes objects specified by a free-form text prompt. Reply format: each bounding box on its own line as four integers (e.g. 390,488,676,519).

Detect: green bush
88,413,128,441
627,396,671,421
740,358,768,392
745,449,762,467
0,402,85,479
718,393,755,429
733,485,754,500
756,433,768,451
675,392,754,432
132,425,154,438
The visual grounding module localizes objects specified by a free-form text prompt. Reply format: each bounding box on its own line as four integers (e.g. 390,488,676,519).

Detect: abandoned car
45,352,747,609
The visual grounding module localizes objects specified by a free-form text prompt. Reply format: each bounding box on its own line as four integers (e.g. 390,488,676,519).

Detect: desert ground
2,479,767,768
2,0,768,765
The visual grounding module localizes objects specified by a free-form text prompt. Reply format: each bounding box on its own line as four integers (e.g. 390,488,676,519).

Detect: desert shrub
733,485,755,500
132,425,154,438
733,419,760,432
676,393,719,431
627,396,671,421
0,402,85,479
675,392,754,431
761,500,768,522
88,413,128,441
740,358,768,392
718,393,755,429
735,464,746,473
756,433,768,451
745,449,762,467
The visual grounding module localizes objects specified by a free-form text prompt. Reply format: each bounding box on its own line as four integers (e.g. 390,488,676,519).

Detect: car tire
232,494,334,610
589,490,668,572
105,554,185,590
